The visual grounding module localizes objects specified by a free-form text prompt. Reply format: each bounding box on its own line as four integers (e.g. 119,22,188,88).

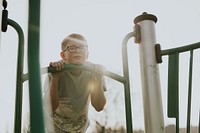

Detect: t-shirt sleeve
42,74,51,108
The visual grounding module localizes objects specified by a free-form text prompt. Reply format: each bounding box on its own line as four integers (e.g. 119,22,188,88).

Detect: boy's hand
50,60,65,70
49,60,65,79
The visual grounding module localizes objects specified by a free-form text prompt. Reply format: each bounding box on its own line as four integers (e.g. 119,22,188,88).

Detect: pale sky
0,0,200,132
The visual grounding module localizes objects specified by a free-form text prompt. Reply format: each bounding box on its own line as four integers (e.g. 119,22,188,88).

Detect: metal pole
28,0,45,132
134,12,165,133
7,18,25,133
122,32,134,133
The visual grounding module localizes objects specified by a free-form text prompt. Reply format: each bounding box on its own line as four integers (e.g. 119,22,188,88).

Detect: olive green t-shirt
43,64,106,133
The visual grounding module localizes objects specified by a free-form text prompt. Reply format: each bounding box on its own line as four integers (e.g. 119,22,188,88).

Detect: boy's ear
60,51,66,60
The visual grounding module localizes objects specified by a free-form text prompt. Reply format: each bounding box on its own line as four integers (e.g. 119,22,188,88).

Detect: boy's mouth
73,55,83,59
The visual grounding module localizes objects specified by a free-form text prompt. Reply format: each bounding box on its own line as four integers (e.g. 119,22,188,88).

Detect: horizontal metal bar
161,42,200,56
22,64,127,84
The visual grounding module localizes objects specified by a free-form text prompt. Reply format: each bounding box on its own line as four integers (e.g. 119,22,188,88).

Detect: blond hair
61,33,87,51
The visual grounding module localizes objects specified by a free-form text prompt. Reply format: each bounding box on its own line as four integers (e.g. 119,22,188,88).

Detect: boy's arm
90,65,106,112
49,75,60,112
48,60,65,112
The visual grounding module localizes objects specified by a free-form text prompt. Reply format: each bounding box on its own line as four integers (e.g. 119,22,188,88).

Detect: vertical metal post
168,53,179,132
122,32,134,133
134,12,165,133
28,0,45,132
7,19,25,133
186,50,194,133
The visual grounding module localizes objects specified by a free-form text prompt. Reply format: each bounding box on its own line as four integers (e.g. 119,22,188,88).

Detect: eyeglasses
63,45,88,53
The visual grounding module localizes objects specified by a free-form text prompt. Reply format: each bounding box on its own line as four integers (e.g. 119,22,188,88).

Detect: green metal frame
6,18,25,133
161,42,200,133
5,0,134,132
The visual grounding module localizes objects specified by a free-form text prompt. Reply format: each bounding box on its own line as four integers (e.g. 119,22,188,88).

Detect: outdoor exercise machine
1,0,199,133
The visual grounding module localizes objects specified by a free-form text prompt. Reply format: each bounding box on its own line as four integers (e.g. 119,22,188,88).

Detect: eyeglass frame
63,45,88,53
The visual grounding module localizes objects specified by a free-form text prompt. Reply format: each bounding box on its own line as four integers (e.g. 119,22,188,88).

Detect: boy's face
60,40,88,65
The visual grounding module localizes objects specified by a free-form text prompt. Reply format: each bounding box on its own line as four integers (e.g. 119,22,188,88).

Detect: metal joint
155,43,162,63
1,0,8,32
133,24,141,43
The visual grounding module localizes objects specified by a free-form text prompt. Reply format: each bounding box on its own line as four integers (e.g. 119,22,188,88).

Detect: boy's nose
76,48,81,52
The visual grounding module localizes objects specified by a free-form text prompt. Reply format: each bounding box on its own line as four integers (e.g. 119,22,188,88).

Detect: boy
43,33,106,133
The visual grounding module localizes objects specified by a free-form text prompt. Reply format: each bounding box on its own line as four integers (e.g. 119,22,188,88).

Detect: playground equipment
1,0,200,133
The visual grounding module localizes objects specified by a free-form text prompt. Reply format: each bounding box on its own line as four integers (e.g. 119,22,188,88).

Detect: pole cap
134,12,157,24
